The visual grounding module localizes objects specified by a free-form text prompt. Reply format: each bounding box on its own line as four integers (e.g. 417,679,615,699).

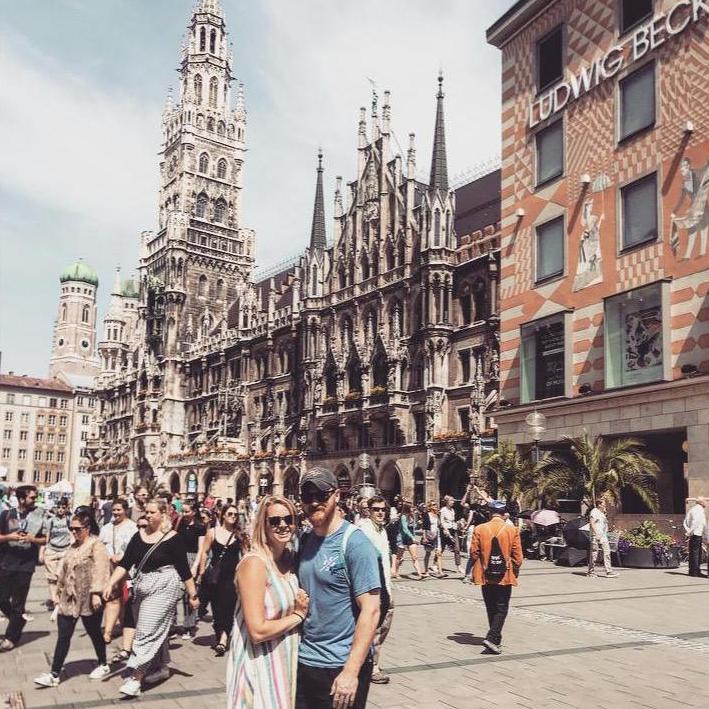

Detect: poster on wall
187,472,198,494
535,322,565,399
669,157,709,261
623,304,662,384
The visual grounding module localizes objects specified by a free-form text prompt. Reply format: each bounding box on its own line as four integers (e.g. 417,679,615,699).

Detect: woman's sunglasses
267,515,294,528
69,526,87,533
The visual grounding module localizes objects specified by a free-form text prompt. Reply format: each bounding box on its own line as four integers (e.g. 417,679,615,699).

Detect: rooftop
0,373,73,393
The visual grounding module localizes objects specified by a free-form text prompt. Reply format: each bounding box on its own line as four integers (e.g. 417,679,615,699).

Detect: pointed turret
309,150,327,250
429,73,449,193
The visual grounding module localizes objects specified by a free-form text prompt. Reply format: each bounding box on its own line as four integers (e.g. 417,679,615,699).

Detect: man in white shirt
683,497,706,577
587,498,618,578
358,495,393,685
440,496,464,576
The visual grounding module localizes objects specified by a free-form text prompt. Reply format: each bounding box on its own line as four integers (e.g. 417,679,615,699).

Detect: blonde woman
103,498,198,698
227,495,309,709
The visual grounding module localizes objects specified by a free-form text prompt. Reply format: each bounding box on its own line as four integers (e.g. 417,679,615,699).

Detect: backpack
340,525,390,628
484,525,508,583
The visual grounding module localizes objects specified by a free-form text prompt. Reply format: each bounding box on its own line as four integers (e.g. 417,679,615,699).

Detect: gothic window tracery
199,153,209,173
196,193,208,218
217,159,227,179
214,198,227,223
434,209,441,247
216,279,225,300
199,27,206,52
198,275,208,297
209,28,216,54
217,121,226,137
209,77,218,108
386,242,395,271
207,117,215,132
361,251,370,280
311,265,318,296
194,74,203,104
82,305,90,324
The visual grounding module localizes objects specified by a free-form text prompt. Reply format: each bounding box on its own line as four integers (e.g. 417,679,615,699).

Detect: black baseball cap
300,467,338,493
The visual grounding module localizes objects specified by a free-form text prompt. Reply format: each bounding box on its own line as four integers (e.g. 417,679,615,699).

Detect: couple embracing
228,467,382,709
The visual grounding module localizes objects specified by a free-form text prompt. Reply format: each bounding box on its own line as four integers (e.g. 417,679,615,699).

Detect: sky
0,0,513,377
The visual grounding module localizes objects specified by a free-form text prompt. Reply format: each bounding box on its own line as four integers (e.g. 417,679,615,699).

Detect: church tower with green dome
49,258,101,385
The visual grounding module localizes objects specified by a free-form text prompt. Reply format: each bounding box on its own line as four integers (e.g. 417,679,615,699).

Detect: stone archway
283,466,299,500
234,471,249,502
335,465,351,493
438,454,468,501
109,477,118,498
121,476,128,494
378,462,401,502
91,478,96,496
413,467,426,505
204,469,217,495
169,472,181,494
99,478,107,498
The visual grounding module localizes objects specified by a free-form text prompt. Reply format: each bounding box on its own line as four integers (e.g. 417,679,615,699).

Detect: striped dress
226,553,299,709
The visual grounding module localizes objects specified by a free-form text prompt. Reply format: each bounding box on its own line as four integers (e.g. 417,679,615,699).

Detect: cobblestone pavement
2,556,707,708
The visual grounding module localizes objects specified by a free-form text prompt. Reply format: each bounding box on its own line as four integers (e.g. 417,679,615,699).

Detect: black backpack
484,526,508,583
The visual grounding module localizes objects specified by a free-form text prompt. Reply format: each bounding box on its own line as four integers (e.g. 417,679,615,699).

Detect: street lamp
358,452,376,498
525,410,546,463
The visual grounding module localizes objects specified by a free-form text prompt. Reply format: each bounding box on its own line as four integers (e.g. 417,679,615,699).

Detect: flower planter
620,546,680,569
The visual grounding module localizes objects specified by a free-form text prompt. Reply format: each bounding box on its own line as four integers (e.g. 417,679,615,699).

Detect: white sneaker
88,664,111,680
34,672,60,687
119,678,142,697
181,630,195,641
144,666,170,684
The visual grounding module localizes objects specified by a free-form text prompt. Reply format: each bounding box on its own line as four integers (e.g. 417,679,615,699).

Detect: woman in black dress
199,503,248,656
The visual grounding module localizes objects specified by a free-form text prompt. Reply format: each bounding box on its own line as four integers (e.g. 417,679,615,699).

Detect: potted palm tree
535,432,666,567
481,441,537,513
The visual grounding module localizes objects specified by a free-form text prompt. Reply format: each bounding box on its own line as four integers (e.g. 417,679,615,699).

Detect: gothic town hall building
88,0,502,505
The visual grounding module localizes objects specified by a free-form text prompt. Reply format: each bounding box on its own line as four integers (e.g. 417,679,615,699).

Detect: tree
535,432,659,511
481,440,537,509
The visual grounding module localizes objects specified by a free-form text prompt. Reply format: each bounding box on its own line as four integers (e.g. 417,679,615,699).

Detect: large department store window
619,62,655,141
621,172,658,249
536,216,565,282
520,314,566,403
605,283,664,388
536,120,564,186
536,25,563,92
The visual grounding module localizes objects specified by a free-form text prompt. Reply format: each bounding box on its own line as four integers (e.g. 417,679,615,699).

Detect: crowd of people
0,475,534,707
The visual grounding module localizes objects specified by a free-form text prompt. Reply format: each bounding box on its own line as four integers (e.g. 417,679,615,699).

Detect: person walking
103,497,199,698
98,499,138,658
174,499,205,641
226,495,307,708
392,501,423,580
470,500,524,655
199,503,247,655
0,485,47,652
358,495,393,685
684,496,707,577
296,467,381,709
130,487,148,523
440,495,465,576
33,509,111,687
587,498,618,578
44,498,72,611
421,501,445,578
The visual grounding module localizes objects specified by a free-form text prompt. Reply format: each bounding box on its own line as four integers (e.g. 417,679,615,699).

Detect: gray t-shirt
47,514,71,551
589,508,608,538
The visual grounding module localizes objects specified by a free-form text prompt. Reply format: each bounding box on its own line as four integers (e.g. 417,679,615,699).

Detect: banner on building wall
535,323,565,399
187,472,198,494
573,196,604,291
74,473,92,507
669,157,709,261
623,304,663,385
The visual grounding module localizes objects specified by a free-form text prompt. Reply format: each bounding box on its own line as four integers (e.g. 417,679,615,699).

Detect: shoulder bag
204,530,236,587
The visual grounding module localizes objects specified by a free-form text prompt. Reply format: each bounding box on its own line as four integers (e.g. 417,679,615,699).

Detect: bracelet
293,611,305,623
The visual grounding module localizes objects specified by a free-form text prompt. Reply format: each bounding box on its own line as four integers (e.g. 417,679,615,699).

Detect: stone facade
87,0,501,503
487,0,709,512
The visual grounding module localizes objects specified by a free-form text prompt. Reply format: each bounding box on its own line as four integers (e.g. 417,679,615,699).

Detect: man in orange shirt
469,500,523,655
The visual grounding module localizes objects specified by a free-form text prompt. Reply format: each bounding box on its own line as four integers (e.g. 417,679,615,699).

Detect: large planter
620,546,680,569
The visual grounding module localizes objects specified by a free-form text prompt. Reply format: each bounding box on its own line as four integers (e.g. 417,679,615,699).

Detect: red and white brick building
487,0,709,513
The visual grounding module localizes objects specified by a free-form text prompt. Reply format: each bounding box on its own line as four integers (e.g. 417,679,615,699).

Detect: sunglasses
370,506,386,512
225,511,238,517
267,515,294,528
69,526,87,533
301,489,334,505
137,524,148,529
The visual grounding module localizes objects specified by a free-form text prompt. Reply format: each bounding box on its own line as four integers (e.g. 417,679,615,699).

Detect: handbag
127,531,169,603
204,530,235,586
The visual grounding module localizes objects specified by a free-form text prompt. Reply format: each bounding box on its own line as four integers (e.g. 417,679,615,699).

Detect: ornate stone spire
309,150,327,250
429,72,449,193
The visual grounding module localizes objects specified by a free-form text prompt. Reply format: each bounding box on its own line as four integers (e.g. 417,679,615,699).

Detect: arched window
209,77,218,108
209,28,216,54
397,239,405,266
198,275,208,297
207,117,214,132
460,284,472,325
194,74,202,104
386,242,395,271
199,27,206,52
196,193,208,218
214,198,227,223
61,304,67,322
338,263,346,290
311,265,318,296
445,211,452,246
361,252,370,280
81,305,90,323
217,159,227,180
198,152,209,173
434,209,441,247
473,278,487,322
217,120,225,136
216,279,224,300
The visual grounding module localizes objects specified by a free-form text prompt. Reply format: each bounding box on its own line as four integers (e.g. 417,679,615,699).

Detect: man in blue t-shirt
297,467,381,709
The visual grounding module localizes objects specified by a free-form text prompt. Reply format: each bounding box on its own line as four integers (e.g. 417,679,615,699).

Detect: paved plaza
2,556,707,709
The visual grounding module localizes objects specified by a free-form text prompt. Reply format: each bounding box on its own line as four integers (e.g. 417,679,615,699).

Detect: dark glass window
621,172,657,249
536,120,564,185
537,25,563,92
619,63,655,141
536,216,565,281
620,0,653,34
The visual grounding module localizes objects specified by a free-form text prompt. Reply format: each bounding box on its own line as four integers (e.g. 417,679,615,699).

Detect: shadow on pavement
193,635,215,648
447,632,484,646
17,631,50,647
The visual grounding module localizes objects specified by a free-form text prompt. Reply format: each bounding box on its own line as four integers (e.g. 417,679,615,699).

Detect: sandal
111,649,130,663
214,643,227,657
